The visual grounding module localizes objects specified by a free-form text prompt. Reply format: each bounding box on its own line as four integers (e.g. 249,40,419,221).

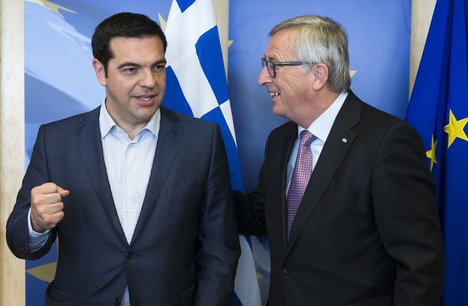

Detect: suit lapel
130,107,183,245
287,92,361,252
78,107,128,245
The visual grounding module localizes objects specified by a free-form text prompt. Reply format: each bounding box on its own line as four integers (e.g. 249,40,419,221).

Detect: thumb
56,185,70,197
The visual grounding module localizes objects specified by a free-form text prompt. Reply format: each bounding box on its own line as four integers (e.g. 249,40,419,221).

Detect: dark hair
91,12,167,75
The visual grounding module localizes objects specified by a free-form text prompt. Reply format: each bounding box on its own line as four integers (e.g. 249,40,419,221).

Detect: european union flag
405,0,468,305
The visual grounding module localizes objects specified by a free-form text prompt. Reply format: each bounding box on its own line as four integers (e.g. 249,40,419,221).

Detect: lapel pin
342,138,347,143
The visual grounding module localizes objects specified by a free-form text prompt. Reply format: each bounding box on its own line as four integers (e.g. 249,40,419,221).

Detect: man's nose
139,69,157,88
257,66,272,86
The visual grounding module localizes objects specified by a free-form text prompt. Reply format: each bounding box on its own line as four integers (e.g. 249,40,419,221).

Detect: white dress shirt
28,102,160,305
286,91,348,193
101,103,159,306
100,103,160,244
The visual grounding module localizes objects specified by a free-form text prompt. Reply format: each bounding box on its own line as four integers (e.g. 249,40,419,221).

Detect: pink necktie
287,130,315,238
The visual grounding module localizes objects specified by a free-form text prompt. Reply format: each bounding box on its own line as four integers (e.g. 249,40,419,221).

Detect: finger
30,203,65,232
39,182,61,194
58,189,70,198
35,192,64,206
56,185,70,198
45,202,65,215
32,183,70,199
34,202,64,215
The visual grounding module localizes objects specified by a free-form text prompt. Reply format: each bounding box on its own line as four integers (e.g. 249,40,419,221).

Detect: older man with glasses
234,14,444,306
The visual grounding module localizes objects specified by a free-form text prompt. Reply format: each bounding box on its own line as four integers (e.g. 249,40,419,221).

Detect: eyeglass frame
261,56,312,78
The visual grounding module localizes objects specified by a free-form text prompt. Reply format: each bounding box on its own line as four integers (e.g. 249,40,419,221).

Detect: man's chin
272,106,284,118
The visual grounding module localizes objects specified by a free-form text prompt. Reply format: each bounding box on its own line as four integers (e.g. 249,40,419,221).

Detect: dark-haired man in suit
7,12,239,306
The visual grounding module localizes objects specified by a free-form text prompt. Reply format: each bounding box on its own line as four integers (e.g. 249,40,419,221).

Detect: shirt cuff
28,208,50,250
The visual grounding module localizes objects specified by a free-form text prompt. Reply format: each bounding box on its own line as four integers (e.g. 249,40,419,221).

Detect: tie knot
300,130,315,147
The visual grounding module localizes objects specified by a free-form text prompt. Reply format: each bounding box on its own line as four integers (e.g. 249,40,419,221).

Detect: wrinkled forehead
265,29,298,60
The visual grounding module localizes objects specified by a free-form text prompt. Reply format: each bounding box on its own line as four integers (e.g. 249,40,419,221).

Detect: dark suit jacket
7,106,240,306
236,91,444,306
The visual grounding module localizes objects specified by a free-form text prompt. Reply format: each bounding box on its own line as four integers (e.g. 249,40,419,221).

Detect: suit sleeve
6,124,57,260
194,124,241,306
372,121,444,305
232,132,274,236
234,168,268,236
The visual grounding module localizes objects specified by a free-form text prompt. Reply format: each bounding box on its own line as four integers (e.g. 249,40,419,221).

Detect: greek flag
163,0,261,305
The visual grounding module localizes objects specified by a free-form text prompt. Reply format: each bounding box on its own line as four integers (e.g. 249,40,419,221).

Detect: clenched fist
30,182,70,233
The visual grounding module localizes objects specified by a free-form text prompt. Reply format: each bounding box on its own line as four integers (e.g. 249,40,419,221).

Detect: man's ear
92,59,107,86
311,63,329,90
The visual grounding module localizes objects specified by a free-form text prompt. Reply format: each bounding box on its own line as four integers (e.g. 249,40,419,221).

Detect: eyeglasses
261,56,311,78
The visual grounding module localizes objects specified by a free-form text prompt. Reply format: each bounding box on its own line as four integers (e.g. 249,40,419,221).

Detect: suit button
127,251,136,260
283,266,291,274
114,296,122,305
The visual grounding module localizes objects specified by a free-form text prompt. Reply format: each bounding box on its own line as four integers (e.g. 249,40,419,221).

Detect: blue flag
405,0,468,305
163,1,261,305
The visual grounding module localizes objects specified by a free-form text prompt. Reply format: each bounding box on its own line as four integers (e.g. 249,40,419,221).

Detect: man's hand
30,182,70,233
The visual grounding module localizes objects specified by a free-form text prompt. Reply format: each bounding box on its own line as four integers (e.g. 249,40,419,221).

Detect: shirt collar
298,91,348,142
99,100,161,139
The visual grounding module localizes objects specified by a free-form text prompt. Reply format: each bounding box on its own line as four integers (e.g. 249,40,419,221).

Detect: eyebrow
265,55,279,62
117,59,167,70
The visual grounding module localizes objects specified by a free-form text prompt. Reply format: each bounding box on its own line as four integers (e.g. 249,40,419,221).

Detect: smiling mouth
133,94,157,106
270,92,280,97
136,95,155,100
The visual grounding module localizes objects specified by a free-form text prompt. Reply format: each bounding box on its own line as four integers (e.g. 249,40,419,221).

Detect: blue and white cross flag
163,1,262,305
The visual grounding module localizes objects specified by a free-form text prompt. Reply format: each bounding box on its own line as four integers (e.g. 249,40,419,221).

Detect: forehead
109,36,165,60
266,29,298,60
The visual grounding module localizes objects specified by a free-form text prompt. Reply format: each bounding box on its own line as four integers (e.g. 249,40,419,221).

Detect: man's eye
153,65,165,73
122,67,137,74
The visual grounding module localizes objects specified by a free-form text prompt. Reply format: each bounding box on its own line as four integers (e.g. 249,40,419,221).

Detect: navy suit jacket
236,91,444,306
7,106,240,306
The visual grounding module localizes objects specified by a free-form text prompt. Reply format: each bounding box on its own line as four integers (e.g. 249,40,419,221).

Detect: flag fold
406,0,468,305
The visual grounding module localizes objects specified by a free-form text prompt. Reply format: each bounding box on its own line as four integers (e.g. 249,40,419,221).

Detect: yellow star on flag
26,0,76,17
27,262,57,283
444,109,468,148
158,13,167,31
426,135,437,171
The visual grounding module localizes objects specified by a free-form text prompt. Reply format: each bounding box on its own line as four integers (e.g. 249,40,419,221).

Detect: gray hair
270,15,351,93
